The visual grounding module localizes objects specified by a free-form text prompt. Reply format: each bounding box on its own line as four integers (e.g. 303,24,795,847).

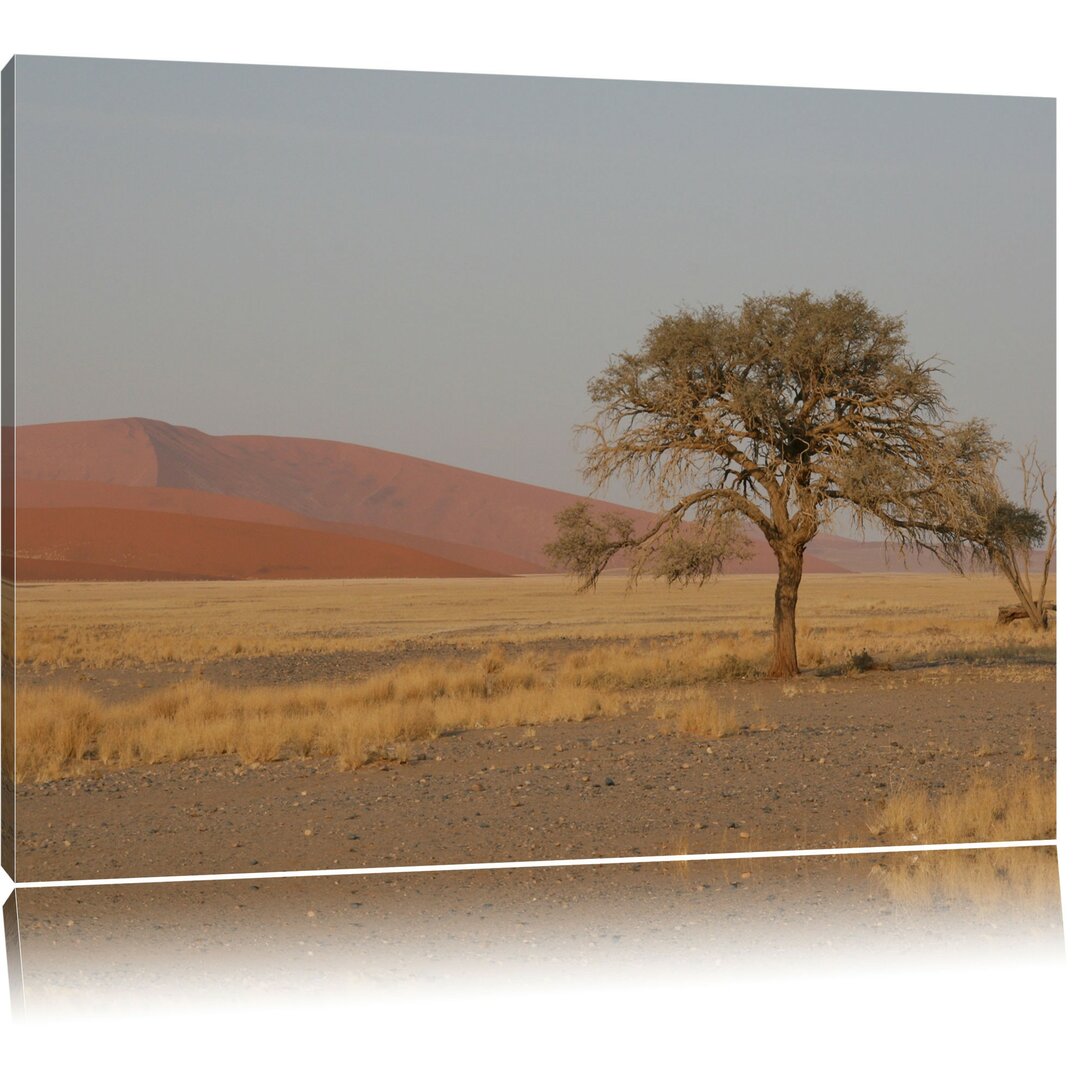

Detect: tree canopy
547,290,1006,676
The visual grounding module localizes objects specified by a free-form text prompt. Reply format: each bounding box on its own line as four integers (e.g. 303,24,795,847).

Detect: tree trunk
997,601,1054,628
769,544,804,677
997,558,1052,630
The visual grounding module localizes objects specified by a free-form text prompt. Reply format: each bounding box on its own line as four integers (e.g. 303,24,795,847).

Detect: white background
1,2,1076,1075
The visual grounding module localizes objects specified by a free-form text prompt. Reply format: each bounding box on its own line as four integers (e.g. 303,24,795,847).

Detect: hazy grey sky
14,56,1055,504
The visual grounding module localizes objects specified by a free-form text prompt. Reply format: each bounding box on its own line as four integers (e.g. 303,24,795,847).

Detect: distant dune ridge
15,479,544,576
11,417,957,582
15,506,508,581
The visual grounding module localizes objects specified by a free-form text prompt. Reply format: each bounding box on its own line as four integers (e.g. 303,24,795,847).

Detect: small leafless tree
965,445,1055,629
546,290,1003,677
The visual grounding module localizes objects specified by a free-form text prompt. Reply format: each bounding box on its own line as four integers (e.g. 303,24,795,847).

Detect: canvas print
0,57,1055,882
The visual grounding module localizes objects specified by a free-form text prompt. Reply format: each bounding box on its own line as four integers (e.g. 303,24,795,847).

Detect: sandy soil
14,662,1054,882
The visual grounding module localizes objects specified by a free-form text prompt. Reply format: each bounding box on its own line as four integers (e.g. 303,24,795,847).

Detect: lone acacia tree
546,290,1002,677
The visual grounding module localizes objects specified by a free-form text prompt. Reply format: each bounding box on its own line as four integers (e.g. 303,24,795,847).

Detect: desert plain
12,571,1055,881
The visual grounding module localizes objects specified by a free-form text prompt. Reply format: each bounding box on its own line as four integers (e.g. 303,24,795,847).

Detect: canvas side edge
2,56,17,882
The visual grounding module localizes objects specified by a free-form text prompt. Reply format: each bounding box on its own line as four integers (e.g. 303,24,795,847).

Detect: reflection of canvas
6,847,1065,1016
1,57,1056,884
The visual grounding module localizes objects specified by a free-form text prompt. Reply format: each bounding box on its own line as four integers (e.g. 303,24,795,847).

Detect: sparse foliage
547,502,751,587
962,445,1055,629
547,290,1004,675
545,504,637,584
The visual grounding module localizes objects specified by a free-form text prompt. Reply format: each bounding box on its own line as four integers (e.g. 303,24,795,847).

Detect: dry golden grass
14,686,102,783
871,846,1060,915
13,653,615,781
18,631,783,781
869,771,1056,844
656,690,741,738
664,830,693,876
12,573,1056,781
561,637,760,690
14,573,1056,670
1021,728,1039,761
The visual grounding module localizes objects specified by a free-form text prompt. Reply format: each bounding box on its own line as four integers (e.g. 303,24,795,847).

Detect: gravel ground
14,663,1055,882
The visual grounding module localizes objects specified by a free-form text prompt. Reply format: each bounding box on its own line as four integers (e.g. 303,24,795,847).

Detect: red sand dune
738,545,846,574
15,419,161,487
805,532,951,574
16,418,651,567
20,478,841,575
16,479,544,576
15,418,856,577
13,557,220,582
15,507,504,581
